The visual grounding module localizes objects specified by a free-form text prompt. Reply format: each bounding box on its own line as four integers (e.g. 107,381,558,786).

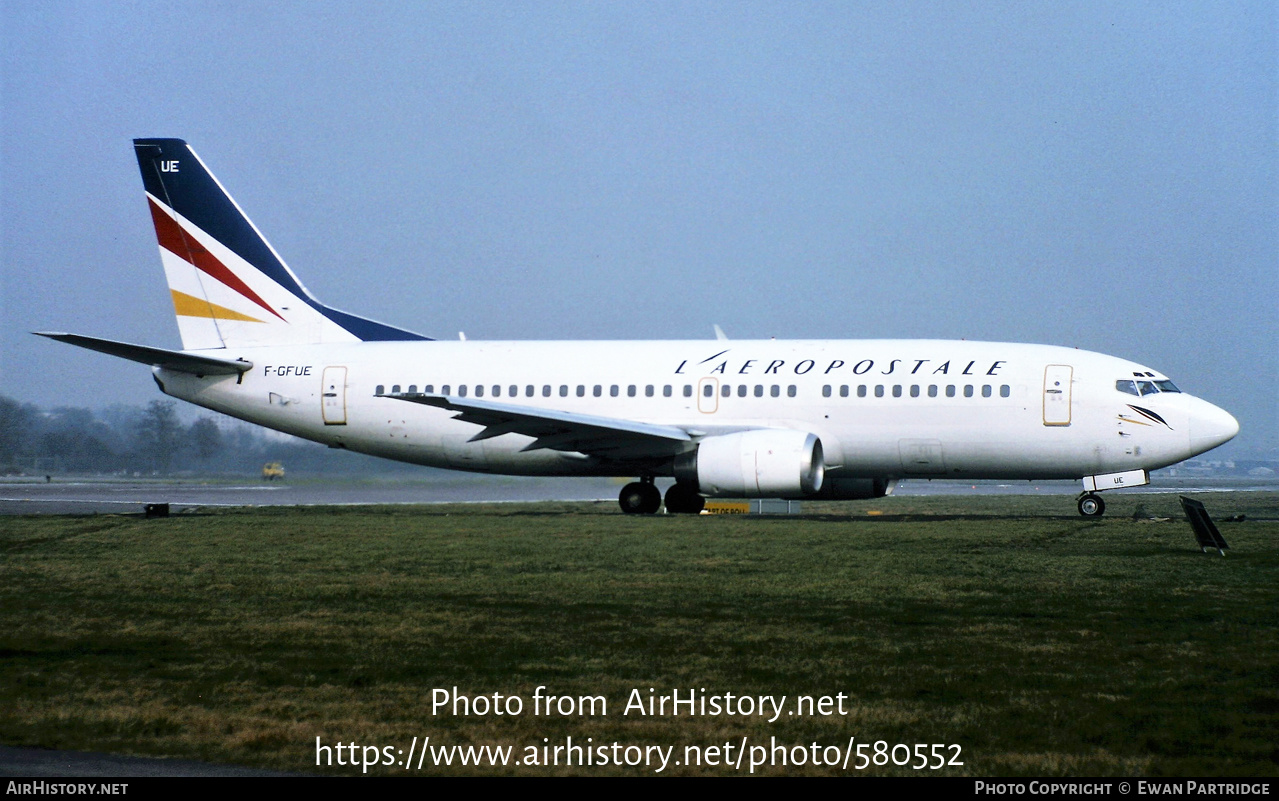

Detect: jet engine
674,430,824,497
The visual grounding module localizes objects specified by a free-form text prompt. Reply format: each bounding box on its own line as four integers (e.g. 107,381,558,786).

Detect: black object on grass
1179,496,1229,556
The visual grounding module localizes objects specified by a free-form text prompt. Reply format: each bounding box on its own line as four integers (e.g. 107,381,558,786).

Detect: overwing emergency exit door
698,377,719,414
322,366,348,425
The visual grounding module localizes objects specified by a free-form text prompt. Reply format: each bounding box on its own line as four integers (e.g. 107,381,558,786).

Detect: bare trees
134,400,182,472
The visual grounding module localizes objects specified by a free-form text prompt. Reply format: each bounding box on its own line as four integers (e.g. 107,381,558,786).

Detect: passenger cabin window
663,385,673,397
683,385,693,397
375,385,385,395
424,385,434,393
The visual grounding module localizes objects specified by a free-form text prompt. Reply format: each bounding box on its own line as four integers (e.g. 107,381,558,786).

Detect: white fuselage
154,338,1237,485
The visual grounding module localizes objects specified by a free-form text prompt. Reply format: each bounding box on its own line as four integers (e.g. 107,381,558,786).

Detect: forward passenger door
1042,365,1073,426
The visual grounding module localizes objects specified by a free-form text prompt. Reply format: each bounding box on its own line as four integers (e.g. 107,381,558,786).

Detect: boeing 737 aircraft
38,139,1239,516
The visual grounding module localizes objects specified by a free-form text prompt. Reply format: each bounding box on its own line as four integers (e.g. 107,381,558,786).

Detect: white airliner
38,139,1239,516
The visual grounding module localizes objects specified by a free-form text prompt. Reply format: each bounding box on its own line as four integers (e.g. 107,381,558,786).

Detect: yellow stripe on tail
170,289,265,323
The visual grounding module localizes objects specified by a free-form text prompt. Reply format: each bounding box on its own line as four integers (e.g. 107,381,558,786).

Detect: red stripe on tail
148,198,285,321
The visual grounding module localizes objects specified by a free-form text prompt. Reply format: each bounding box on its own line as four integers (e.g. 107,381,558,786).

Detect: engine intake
675,430,824,497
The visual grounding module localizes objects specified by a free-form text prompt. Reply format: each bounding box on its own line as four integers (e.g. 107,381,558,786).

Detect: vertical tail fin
133,138,428,350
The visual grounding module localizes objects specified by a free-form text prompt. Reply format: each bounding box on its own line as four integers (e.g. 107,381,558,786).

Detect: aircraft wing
385,393,693,459
34,332,253,376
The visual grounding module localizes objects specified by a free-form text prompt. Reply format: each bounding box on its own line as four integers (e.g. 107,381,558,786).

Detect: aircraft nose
1187,399,1239,455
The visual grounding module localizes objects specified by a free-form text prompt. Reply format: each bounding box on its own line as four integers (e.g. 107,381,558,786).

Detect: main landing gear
617,479,705,515
1077,493,1106,517
663,482,705,515
619,479,662,515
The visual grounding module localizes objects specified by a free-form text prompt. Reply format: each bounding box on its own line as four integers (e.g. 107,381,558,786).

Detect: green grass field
2,492,1276,775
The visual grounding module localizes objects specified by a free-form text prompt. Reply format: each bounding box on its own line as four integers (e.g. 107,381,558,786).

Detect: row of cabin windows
823,383,1011,399
376,383,693,398
373,382,1012,400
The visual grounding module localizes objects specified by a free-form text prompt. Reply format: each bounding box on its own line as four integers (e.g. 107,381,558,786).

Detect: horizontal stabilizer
34,332,252,376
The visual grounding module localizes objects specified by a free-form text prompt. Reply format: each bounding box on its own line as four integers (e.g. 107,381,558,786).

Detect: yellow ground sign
702,501,751,515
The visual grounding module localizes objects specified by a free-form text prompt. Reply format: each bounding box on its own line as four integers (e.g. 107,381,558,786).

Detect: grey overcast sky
2,1,1275,456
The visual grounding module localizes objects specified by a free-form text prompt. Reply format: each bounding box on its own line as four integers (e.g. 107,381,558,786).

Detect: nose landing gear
1077,492,1106,517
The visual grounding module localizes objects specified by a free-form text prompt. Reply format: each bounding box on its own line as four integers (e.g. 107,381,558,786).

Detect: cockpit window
1118,378,1180,396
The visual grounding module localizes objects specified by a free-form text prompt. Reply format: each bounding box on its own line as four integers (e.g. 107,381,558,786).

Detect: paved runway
0,475,627,515
2,475,1271,515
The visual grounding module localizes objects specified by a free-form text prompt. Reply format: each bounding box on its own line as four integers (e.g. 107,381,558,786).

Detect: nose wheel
1077,493,1106,517
619,480,662,515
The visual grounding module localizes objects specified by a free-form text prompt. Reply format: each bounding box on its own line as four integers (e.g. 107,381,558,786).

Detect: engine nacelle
675,430,824,497
803,476,896,500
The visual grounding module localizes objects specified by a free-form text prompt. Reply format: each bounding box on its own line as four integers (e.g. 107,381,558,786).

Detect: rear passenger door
322,366,347,425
